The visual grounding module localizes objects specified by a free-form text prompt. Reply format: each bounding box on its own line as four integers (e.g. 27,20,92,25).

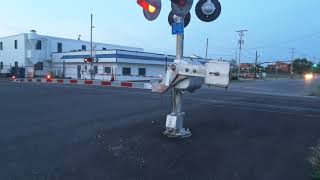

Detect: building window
36,40,42,50
14,40,18,49
34,62,44,70
104,67,111,74
57,43,62,53
94,66,98,74
82,45,86,51
138,68,146,76
0,42,3,50
122,67,131,76
102,47,107,50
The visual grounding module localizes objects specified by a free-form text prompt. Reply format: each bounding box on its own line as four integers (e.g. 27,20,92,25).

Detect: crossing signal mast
137,0,229,138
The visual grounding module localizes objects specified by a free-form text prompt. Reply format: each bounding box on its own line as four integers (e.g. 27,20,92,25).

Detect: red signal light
178,0,186,7
12,75,16,79
171,0,186,7
84,58,93,63
137,0,156,13
46,74,51,79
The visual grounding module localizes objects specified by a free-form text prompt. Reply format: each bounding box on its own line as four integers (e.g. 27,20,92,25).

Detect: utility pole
62,60,66,79
255,50,259,79
90,14,94,80
290,48,295,79
236,29,248,79
276,61,278,79
165,55,168,72
205,38,209,61
313,56,316,73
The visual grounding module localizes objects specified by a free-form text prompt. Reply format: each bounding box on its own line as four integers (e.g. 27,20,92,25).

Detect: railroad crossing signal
136,0,225,138
137,0,161,21
138,0,222,26
84,58,93,63
195,0,221,22
171,0,193,17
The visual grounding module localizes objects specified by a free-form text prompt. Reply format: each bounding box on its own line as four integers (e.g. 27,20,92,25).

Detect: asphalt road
1,81,320,180
229,78,320,97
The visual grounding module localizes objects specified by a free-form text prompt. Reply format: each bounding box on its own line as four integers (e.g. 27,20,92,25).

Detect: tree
313,63,320,74
293,58,313,75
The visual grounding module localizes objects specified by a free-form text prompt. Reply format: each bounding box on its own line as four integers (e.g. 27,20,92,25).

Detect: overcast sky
0,0,319,63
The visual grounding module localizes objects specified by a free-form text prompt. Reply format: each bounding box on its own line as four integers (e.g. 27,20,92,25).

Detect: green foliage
293,58,313,74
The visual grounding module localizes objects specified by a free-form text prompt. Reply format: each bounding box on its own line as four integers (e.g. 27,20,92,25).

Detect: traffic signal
84,58,93,63
195,0,221,22
0,62,3,70
46,74,52,80
171,0,193,17
137,0,161,21
171,0,187,6
313,64,318,68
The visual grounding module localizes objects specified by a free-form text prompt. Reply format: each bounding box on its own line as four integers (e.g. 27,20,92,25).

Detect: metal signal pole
176,18,184,63
163,16,191,138
173,16,184,117
236,29,248,79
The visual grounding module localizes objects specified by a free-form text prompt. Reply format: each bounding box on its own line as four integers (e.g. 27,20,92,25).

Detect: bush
309,143,320,179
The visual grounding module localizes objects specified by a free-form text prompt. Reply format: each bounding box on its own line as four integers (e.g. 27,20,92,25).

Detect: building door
19,68,25,78
77,65,81,79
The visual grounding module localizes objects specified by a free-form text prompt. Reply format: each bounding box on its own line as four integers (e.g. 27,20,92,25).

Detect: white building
52,50,175,81
0,30,143,77
0,31,205,81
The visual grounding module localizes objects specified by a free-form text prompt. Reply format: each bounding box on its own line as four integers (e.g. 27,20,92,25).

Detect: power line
290,48,295,78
